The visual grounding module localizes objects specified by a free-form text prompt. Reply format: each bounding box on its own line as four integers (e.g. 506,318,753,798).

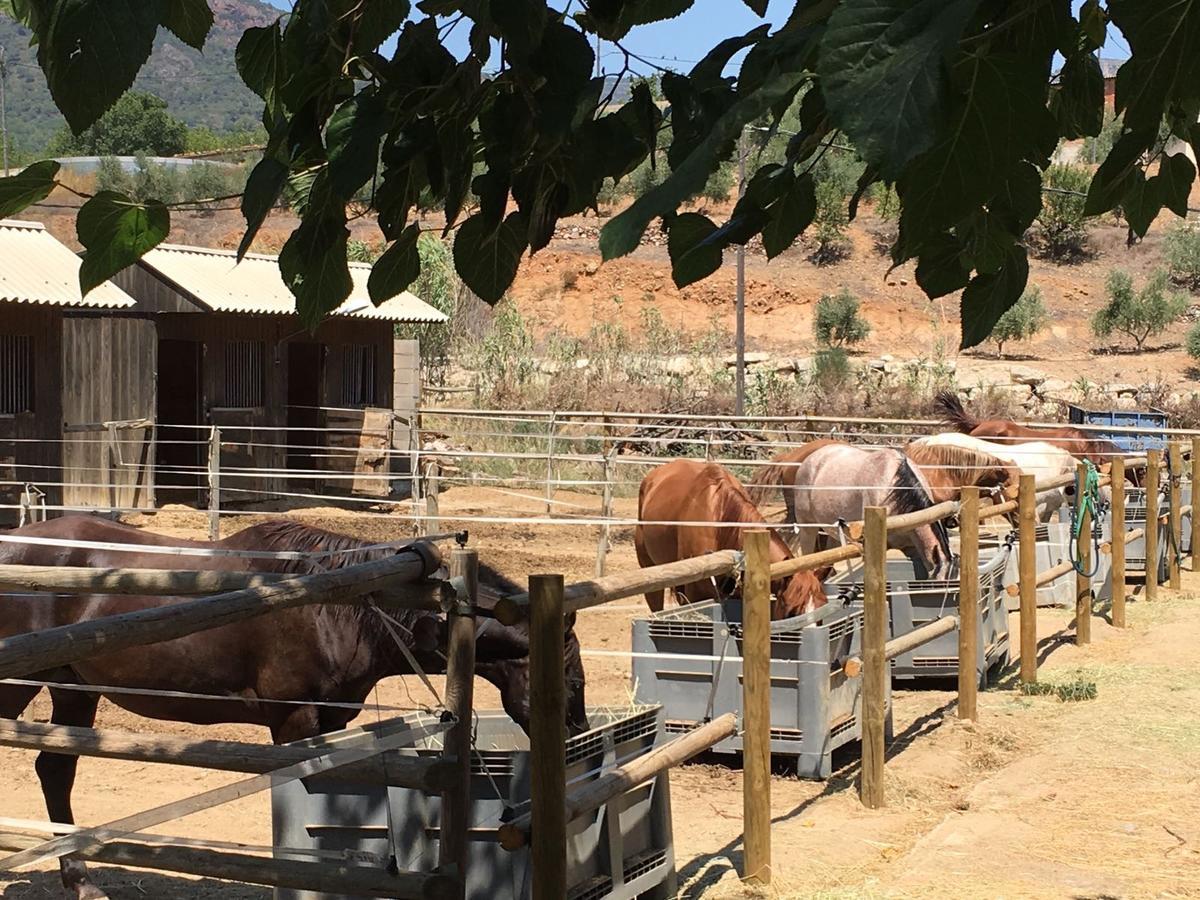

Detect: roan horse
635,460,830,618
765,442,955,579
934,390,1137,483
0,515,587,900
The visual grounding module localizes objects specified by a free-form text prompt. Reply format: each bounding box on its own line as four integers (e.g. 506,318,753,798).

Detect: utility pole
734,129,748,416
0,46,9,177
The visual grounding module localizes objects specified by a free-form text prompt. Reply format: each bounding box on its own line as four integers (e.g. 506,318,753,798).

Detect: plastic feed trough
271,707,676,900
630,598,890,780
986,522,1114,609
1122,486,1187,582
826,549,1012,684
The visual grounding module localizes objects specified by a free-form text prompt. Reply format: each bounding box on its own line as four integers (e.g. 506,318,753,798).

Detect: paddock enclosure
1,404,1199,898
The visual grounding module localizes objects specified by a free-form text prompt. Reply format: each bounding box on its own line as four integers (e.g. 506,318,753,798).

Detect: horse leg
634,528,666,612
35,687,105,900
270,705,323,744
0,680,40,718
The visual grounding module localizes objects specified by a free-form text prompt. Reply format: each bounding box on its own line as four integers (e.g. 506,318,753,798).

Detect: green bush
1081,111,1121,164
813,289,870,348
812,178,850,263
1164,222,1200,291
869,182,900,221
810,347,852,390
1036,164,1092,259
1092,269,1189,351
989,286,1049,357
1186,322,1200,361
95,156,133,195
131,155,181,204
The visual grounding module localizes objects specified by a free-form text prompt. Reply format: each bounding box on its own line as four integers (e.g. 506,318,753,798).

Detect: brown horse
903,440,1020,503
934,390,1138,483
0,515,587,900
635,460,830,618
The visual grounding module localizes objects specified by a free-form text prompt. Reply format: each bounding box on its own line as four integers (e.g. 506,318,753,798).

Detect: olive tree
1092,270,1189,351
1,0,1199,349
988,286,1048,357
813,289,870,348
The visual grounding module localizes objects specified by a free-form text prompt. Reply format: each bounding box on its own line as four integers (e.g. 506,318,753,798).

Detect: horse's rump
746,438,842,504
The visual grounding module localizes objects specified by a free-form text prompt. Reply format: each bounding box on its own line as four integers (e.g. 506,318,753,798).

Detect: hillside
0,0,276,155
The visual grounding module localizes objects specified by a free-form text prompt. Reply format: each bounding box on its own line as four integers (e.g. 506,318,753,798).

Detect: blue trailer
1067,404,1169,453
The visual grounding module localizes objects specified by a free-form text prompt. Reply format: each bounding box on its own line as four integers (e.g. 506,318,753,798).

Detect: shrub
810,347,852,391
989,286,1049,357
1091,269,1189,351
95,156,133,196
699,161,736,205
1081,111,1121,164
813,289,871,348
1164,221,1200,290
812,177,850,263
1036,163,1091,260
131,155,181,204
1185,322,1200,361
870,182,900,221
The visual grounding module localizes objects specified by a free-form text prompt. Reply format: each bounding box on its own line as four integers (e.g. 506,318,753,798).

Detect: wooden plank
1005,559,1075,595
439,549,477,898
0,564,288,595
859,506,887,810
741,530,772,886
1112,457,1127,629
958,486,979,721
496,713,738,851
0,547,441,680
767,543,862,579
0,719,451,791
0,832,456,899
843,616,959,677
1018,474,1038,685
0,718,449,872
528,574,566,900
846,499,958,540
1169,441,1183,589
1146,450,1161,602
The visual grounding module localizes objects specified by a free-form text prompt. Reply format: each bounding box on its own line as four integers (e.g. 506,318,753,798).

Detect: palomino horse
934,391,1137,483
902,440,1020,503
785,443,955,579
907,433,1089,522
635,459,830,618
0,516,588,900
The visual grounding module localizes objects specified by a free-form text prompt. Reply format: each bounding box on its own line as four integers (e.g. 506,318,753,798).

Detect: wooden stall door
62,317,157,511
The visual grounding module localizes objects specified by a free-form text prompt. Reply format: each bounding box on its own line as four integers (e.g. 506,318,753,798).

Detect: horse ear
812,565,835,582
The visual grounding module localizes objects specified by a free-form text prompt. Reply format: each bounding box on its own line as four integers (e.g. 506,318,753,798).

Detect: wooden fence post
1146,449,1161,602
1192,438,1200,572
544,413,558,516
1169,441,1182,590
1075,462,1092,646
439,548,478,897
1018,474,1038,684
207,426,221,541
1112,457,1127,629
528,574,566,900
859,506,888,809
741,529,772,886
958,487,979,721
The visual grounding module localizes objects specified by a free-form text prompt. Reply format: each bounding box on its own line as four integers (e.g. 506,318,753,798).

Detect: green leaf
237,157,289,260
1084,126,1156,215
31,0,165,132
491,0,546,55
354,0,410,50
601,69,807,261
1109,0,1200,130
959,209,1014,275
76,192,169,296
914,233,969,298
742,0,768,13
237,21,287,115
326,91,390,201
0,160,60,218
761,173,816,259
819,0,980,179
162,0,213,51
959,244,1029,349
368,224,421,305
278,209,354,326
1079,0,1107,50
578,0,695,41
453,212,528,304
1051,53,1104,140
1120,170,1162,237
668,213,723,288
1148,152,1196,218
691,24,770,87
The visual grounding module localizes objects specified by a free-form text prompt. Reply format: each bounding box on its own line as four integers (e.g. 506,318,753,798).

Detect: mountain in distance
0,0,278,156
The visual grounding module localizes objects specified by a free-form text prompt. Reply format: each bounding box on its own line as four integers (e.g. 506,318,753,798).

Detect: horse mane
905,441,1017,490
886,454,936,515
933,390,980,434
223,520,396,575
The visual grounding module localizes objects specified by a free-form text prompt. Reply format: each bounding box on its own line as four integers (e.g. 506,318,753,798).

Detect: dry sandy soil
2,492,1199,899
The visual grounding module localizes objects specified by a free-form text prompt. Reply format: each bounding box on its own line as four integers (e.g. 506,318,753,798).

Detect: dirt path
1,506,1198,898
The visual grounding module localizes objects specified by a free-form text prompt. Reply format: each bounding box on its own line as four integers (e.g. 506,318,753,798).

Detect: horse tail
933,390,980,434
747,462,792,504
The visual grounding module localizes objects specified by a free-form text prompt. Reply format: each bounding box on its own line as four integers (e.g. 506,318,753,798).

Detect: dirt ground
2,493,1199,898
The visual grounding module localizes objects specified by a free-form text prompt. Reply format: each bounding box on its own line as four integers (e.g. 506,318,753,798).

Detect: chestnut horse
635,460,830,618
902,441,1019,503
0,516,587,900
934,391,1138,484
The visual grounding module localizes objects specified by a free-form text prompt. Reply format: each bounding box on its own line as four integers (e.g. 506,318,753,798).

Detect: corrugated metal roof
140,244,447,323
0,220,136,309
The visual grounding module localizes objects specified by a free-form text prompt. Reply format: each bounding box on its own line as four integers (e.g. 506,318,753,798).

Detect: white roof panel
0,220,135,309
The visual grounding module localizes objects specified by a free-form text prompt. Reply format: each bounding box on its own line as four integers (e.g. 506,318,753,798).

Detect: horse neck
714,486,774,554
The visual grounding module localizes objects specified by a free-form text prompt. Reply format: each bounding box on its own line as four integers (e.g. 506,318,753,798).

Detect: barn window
0,335,34,414
224,340,265,407
342,344,378,407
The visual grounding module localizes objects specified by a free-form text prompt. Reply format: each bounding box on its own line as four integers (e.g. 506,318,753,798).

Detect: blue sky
262,0,1132,76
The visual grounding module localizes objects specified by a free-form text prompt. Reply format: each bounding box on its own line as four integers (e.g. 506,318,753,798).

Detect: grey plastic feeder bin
630,598,891,780
271,707,676,900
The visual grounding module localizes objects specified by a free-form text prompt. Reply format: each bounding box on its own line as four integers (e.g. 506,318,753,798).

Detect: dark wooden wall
0,306,63,523
61,314,157,511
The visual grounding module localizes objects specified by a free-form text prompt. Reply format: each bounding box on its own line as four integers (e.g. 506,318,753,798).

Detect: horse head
772,565,832,619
